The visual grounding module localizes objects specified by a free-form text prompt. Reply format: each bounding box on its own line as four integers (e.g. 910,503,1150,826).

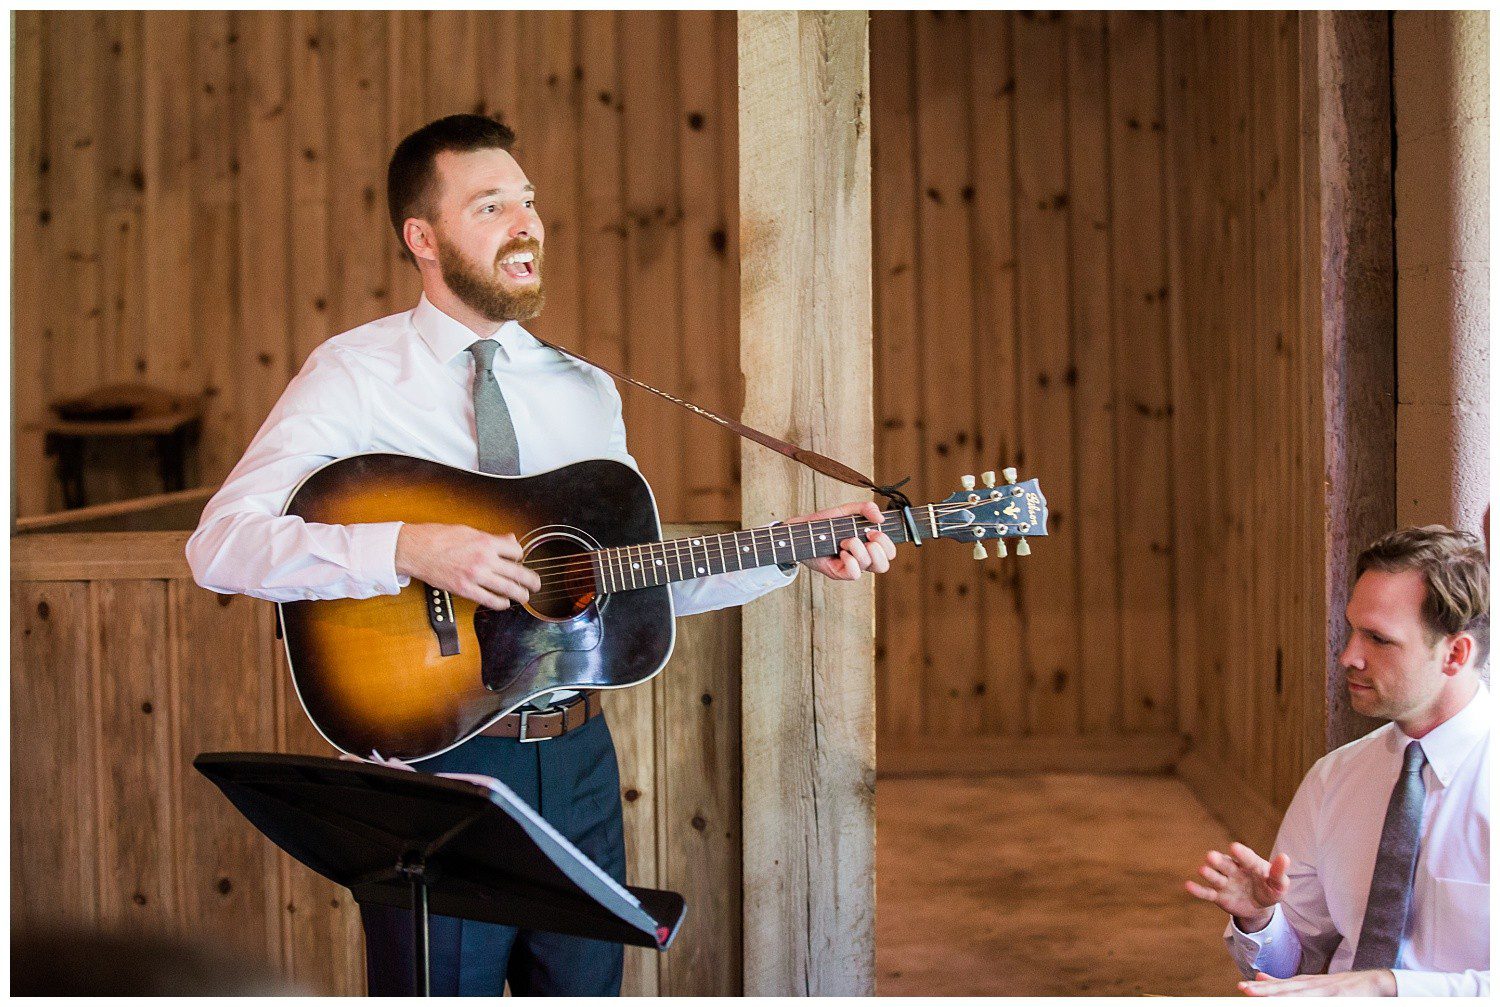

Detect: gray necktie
467,339,520,475
1352,740,1427,970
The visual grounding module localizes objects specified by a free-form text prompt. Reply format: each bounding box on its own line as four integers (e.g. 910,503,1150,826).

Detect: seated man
1186,526,1489,997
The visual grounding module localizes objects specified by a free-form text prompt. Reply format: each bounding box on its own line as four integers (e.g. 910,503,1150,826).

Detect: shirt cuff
1227,905,1282,942
353,520,408,594
743,561,798,590
1224,905,1293,977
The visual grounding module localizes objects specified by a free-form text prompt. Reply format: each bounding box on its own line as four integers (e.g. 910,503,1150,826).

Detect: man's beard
435,232,546,323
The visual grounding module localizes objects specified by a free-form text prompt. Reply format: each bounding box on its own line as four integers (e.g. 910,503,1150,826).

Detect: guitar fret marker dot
697,566,705,574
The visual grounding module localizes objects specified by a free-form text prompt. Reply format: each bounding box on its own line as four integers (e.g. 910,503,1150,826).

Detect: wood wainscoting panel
11,523,744,994
1175,747,1281,854
879,733,1190,778
11,581,101,933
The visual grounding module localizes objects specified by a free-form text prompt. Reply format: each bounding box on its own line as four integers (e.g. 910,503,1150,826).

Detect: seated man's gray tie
1351,740,1427,969
468,339,520,475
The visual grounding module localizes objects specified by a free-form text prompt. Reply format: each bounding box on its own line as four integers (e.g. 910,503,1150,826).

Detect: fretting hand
788,501,897,581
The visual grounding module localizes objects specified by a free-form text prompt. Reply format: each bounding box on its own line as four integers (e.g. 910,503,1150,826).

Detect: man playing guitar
186,113,896,996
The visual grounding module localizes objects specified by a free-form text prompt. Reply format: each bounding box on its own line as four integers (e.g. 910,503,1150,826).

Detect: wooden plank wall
11,527,743,996
12,11,742,526
16,11,1351,803
1165,12,1331,845
873,12,1180,766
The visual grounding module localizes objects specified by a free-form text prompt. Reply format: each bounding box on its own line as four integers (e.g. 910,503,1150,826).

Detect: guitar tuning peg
994,539,1008,559
1015,538,1031,556
981,470,996,488
960,474,976,491
972,542,988,560
1002,467,1018,485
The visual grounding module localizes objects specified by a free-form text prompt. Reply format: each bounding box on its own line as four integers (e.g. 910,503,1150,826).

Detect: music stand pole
397,855,432,995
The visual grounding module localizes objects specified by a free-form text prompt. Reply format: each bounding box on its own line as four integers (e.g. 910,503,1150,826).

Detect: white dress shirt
187,293,795,622
1226,684,1491,996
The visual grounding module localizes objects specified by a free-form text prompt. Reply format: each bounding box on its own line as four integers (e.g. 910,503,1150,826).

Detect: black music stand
194,752,685,995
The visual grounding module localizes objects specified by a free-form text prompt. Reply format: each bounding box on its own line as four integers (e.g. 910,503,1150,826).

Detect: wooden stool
43,383,204,509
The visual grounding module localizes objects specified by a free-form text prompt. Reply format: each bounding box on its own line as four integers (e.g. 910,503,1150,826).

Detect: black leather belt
479,692,602,742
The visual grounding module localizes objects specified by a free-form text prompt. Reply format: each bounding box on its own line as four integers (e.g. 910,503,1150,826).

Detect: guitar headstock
929,468,1048,558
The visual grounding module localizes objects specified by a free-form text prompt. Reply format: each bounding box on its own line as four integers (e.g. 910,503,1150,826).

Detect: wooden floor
877,773,1245,996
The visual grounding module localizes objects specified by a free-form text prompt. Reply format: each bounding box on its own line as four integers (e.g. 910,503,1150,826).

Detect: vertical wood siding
13,11,742,527
1165,12,1330,828
872,12,1176,752
15,10,1343,836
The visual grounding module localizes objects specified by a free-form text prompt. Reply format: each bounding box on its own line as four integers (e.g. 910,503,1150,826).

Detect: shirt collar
1392,682,1490,787
411,293,534,366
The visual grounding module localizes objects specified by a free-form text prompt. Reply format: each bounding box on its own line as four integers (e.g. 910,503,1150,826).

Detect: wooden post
1302,12,1394,753
737,11,874,996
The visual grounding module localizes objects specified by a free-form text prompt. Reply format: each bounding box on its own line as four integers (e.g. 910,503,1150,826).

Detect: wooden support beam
1302,12,1394,752
738,11,874,997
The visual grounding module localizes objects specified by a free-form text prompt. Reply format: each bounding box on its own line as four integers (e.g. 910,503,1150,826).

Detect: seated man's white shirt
1225,684,1491,996
187,293,795,618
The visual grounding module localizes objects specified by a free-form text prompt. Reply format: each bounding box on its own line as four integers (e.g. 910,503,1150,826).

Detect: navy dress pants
359,712,627,996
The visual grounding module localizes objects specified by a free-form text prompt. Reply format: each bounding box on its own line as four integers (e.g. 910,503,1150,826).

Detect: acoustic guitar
279,453,1048,761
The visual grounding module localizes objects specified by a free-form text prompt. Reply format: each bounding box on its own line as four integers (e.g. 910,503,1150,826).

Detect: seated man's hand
1239,969,1396,997
1184,841,1289,933
395,522,542,611
787,501,896,581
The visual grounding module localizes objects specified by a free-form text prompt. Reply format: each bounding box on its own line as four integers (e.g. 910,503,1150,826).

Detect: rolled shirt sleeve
671,556,798,617
1392,969,1490,997
185,346,412,602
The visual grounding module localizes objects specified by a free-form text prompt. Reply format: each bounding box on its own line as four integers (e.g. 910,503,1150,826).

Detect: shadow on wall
11,926,304,996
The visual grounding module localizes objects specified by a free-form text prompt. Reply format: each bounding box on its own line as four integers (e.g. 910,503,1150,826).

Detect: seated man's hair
388,114,517,266
1356,525,1489,667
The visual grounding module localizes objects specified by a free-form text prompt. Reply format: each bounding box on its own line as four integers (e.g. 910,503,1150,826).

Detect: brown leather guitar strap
529,333,913,506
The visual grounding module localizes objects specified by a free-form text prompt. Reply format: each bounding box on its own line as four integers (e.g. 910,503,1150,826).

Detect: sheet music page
436,771,646,917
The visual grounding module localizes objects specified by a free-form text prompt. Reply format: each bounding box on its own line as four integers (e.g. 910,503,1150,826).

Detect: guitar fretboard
587,511,923,594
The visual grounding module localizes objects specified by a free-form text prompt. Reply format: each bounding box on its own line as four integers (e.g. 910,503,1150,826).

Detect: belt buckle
517,704,552,743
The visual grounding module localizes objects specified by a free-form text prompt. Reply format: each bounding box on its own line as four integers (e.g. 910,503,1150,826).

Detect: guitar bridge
423,583,460,656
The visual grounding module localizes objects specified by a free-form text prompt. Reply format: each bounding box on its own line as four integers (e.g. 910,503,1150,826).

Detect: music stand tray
194,752,685,994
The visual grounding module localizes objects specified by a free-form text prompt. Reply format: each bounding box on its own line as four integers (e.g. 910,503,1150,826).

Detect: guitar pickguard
473,603,603,694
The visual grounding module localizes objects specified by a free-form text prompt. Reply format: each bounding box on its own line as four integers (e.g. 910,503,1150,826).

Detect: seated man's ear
1441,633,1475,676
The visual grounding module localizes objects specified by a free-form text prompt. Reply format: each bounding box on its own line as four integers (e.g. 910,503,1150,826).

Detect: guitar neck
587,509,928,594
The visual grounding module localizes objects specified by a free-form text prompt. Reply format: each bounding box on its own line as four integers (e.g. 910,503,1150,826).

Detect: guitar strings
514,498,1022,579
514,514,905,575
511,505,1025,592
510,519,1033,606
517,540,1024,605
513,520,901,580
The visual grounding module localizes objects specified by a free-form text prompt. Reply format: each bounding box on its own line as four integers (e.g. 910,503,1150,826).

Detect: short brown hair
1356,525,1489,666
387,114,516,266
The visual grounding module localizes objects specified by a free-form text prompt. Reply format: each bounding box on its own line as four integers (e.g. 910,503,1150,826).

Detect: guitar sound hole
524,535,598,622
